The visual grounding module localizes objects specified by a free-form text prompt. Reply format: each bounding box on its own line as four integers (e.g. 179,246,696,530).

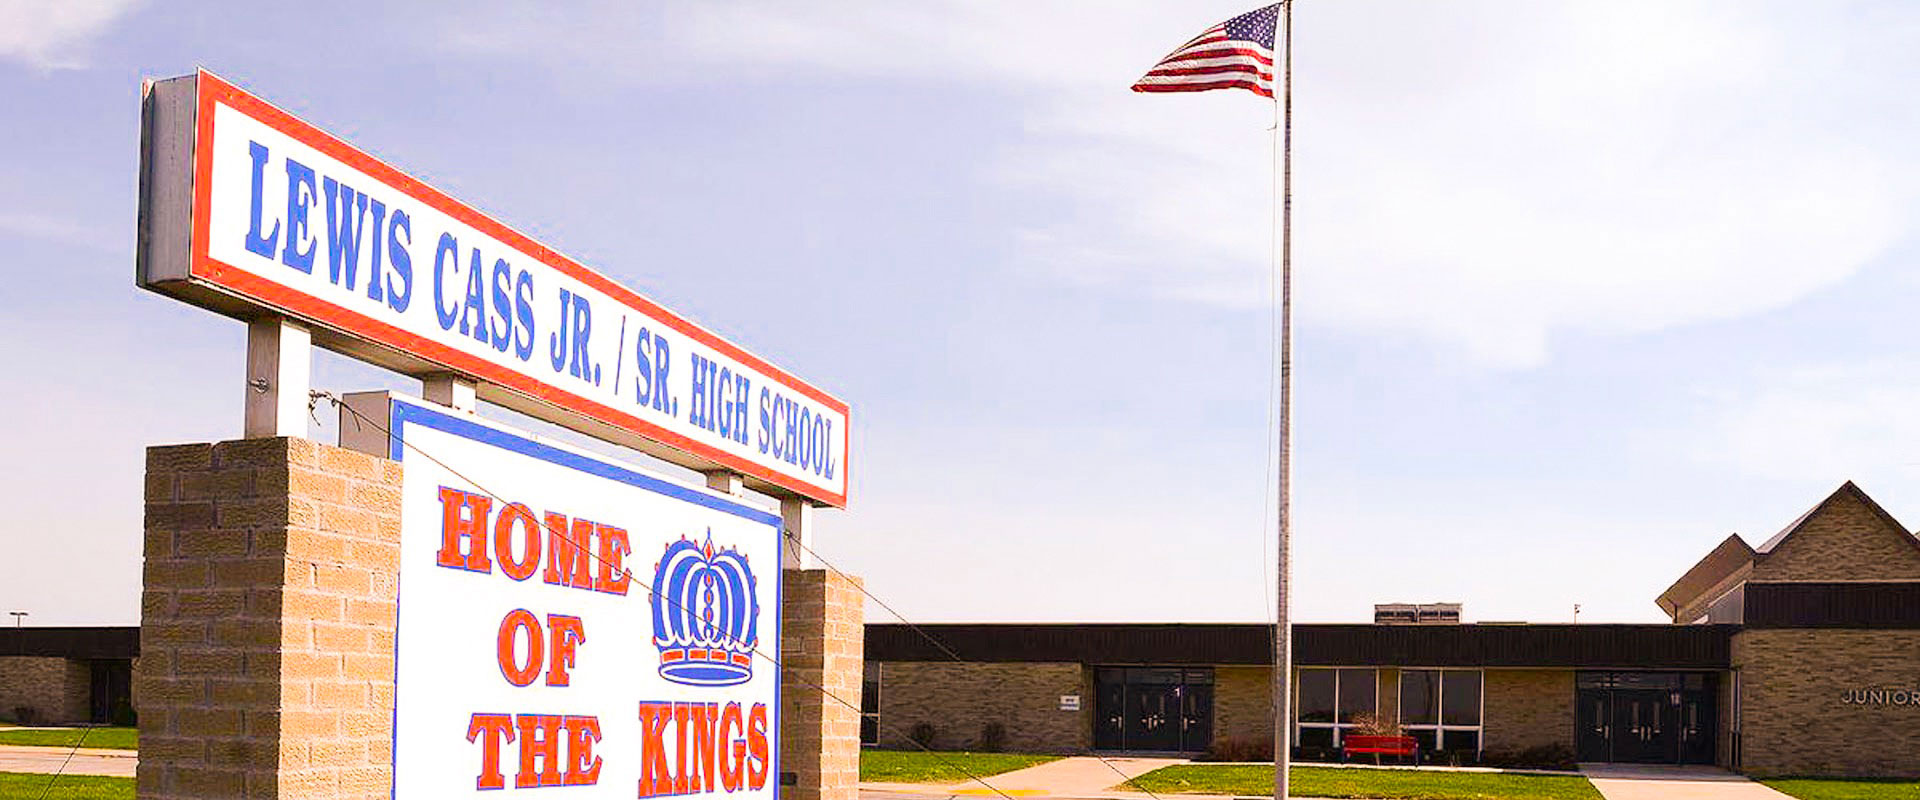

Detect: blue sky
4,1,1918,627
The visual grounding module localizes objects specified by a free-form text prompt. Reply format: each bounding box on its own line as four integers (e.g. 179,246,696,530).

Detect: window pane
1299,670,1336,723
1185,668,1215,685
1400,670,1438,726
1296,726,1334,749
1441,671,1482,726
1337,669,1376,724
1406,728,1437,753
1441,729,1480,753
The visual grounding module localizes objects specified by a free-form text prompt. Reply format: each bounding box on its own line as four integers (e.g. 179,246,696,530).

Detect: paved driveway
1582,764,1793,800
0,744,137,778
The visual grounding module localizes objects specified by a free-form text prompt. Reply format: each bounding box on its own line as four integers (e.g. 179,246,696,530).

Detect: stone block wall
138,437,401,800
782,569,865,800
0,656,91,723
873,662,1089,754
1733,629,1920,777
1211,666,1273,749
1481,669,1572,755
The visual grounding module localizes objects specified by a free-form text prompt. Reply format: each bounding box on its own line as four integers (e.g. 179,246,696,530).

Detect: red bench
1341,734,1421,765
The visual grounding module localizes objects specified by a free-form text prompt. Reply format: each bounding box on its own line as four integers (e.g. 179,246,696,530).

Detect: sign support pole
243,316,311,438
782,497,815,569
1272,2,1295,798
422,373,478,412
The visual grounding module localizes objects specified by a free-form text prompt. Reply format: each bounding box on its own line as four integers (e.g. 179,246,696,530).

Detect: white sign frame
139,71,850,506
363,391,783,798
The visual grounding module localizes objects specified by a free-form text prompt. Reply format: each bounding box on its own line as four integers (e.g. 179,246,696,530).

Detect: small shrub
1349,712,1402,737
907,722,937,750
976,721,1008,752
10,705,39,725
1480,743,1576,771
1201,737,1272,762
111,700,137,727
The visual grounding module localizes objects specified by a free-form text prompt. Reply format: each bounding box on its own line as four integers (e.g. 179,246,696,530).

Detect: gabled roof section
1656,533,1754,619
1659,482,1920,617
1753,481,1918,555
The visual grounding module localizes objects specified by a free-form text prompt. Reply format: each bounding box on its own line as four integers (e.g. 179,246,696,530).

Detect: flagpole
1271,2,1294,799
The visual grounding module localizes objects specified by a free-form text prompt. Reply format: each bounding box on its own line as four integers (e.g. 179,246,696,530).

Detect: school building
861,482,1920,777
1,482,1915,778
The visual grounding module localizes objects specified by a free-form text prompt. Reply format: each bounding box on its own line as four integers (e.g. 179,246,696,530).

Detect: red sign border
185,70,849,507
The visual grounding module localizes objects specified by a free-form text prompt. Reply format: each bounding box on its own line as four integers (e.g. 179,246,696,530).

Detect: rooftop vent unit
1374,602,1463,625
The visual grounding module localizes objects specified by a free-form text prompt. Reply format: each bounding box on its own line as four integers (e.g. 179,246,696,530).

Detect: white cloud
0,0,141,70
438,0,1920,367
1692,362,1920,486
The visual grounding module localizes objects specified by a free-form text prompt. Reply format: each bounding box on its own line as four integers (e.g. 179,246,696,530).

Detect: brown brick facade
1212,666,1272,749
1481,669,1572,754
875,662,1090,753
1732,629,1920,778
782,569,866,800
139,437,401,800
0,656,91,723
1750,490,1920,582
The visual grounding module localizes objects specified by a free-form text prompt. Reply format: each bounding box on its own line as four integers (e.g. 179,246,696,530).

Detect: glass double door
1575,672,1716,764
1094,667,1214,752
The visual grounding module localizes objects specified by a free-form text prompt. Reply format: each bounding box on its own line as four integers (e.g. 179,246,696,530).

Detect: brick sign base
138,436,864,800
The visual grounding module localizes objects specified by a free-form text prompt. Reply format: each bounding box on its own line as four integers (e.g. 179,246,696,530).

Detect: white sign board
1059,695,1081,712
138,71,849,506
371,393,781,798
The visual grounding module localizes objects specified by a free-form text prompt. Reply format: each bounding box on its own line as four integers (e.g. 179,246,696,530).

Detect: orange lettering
436,487,492,572
595,524,632,595
515,713,566,788
466,713,515,790
496,609,544,687
493,502,541,581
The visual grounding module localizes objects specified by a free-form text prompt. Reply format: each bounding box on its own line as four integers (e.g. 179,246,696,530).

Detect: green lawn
860,750,1059,783
0,727,139,750
0,772,134,800
1127,764,1602,800
1761,777,1920,800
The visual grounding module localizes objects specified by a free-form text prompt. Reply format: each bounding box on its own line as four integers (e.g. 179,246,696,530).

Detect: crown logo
650,532,759,687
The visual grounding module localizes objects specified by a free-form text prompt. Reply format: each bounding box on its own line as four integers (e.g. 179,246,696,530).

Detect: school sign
374,393,782,798
133,71,865,800
139,70,850,507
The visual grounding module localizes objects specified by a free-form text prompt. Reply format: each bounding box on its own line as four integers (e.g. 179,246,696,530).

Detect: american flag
1131,4,1281,99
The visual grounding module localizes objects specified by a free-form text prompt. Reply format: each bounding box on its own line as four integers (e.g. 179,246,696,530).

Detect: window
860,662,881,747
1398,670,1481,755
1295,668,1375,751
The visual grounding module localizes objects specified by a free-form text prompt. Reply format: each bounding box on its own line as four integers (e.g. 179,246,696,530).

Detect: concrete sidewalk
0,743,137,778
862,756,1190,799
1582,764,1793,800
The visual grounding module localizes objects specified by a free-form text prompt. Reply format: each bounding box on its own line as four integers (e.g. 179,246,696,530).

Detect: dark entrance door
1610,689,1673,763
1575,689,1611,762
1093,667,1214,752
1574,672,1716,765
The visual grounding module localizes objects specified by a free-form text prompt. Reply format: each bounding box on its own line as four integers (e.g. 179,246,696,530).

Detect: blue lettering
321,177,369,291
757,388,772,454
569,295,593,379
387,211,413,313
243,141,280,258
512,272,535,361
689,353,710,431
488,259,512,353
280,158,318,273
364,199,387,304
549,290,572,372
461,249,486,342
432,233,459,331
632,327,653,404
